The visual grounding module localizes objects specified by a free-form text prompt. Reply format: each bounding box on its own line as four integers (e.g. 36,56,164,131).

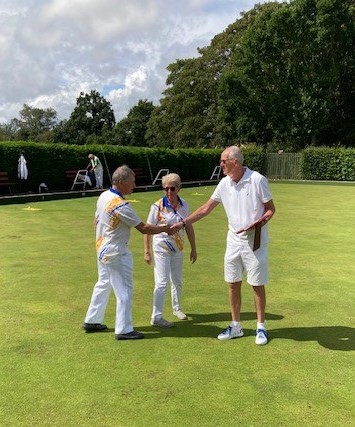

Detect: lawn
1,182,354,427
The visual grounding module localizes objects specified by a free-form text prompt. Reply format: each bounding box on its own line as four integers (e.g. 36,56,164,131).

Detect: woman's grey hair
227,145,244,165
112,165,135,185
162,173,181,188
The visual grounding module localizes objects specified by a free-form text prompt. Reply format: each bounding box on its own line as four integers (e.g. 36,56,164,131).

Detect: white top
147,196,189,253
95,188,141,263
211,167,272,243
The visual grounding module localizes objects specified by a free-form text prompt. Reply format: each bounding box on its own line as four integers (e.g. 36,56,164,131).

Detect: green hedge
302,147,355,181
0,142,266,192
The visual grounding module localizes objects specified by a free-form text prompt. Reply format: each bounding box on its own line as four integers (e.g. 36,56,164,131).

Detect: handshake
161,221,185,235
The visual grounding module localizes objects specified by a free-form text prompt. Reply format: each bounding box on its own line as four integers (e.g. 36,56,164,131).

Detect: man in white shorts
82,165,176,340
172,145,275,345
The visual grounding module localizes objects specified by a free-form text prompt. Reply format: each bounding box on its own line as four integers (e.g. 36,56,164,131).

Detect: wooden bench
132,167,150,185
0,172,16,195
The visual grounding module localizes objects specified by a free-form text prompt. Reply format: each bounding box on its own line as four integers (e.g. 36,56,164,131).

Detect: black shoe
82,322,108,332
115,330,144,340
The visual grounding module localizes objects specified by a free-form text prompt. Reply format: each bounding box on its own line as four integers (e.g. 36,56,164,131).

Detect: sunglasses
164,186,176,192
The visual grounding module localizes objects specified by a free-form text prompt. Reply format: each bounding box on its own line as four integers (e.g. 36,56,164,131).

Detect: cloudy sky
0,0,275,124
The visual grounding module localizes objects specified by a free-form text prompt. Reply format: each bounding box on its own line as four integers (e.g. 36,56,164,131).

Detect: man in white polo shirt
172,145,275,345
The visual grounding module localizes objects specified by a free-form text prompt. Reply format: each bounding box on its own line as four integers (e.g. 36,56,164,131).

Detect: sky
0,0,275,124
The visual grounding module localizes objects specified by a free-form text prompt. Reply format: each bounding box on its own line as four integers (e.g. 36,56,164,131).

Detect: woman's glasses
164,186,176,192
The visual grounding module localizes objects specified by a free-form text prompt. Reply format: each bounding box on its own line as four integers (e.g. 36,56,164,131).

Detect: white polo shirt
211,168,272,243
147,196,189,253
95,188,141,263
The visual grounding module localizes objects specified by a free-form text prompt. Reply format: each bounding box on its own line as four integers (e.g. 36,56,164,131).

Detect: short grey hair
112,165,135,185
226,145,244,165
162,173,181,188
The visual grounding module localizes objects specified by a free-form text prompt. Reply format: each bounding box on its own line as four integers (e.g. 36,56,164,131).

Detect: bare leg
253,285,266,323
229,281,242,321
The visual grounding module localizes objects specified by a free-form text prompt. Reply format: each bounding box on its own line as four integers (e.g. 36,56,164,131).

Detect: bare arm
172,198,220,231
135,222,174,235
261,199,276,225
143,233,152,264
185,223,197,264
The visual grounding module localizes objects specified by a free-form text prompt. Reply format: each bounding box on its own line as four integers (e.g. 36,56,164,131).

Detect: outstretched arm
185,223,197,264
172,198,219,230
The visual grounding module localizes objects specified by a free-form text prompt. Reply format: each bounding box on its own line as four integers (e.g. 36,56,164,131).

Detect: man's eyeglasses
164,186,176,192
220,158,233,164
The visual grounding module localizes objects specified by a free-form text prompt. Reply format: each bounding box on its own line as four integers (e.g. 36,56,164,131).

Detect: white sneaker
173,310,188,320
217,325,244,341
150,318,174,328
255,329,268,345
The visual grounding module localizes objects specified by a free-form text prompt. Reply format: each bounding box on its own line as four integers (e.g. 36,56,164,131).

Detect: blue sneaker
255,328,268,345
217,325,244,341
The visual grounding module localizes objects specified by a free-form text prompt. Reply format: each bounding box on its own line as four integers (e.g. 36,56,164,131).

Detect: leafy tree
218,0,355,149
114,99,155,146
0,121,19,141
146,4,273,148
9,104,57,142
53,90,115,144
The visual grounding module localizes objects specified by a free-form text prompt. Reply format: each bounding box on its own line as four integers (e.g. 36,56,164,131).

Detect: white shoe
255,329,268,345
217,325,244,341
173,310,188,320
150,318,174,328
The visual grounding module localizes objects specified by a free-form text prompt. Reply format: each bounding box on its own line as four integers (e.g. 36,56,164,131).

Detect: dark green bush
0,141,267,193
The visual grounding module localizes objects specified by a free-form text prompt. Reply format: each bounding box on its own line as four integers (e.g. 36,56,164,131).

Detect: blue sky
0,0,280,124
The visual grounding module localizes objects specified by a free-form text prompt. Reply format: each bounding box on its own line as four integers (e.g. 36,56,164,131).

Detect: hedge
0,141,265,193
302,147,355,181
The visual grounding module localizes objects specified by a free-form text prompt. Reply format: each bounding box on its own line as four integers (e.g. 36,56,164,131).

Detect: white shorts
224,231,268,286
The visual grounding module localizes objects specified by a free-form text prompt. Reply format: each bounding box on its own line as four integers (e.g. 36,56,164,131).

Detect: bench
0,172,16,195
65,170,79,189
132,167,150,185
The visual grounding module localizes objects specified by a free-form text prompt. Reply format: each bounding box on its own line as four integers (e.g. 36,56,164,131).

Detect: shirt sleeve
115,202,142,227
259,175,273,203
147,203,160,224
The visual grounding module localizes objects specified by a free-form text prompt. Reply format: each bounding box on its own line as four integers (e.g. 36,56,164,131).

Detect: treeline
1,0,354,151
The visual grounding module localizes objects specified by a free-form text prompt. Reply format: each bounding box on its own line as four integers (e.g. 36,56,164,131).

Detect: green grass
1,182,355,427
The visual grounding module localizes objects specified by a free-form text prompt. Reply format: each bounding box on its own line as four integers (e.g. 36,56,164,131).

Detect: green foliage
219,0,355,149
114,100,155,146
2,104,58,142
302,146,355,180
0,141,268,192
146,14,253,148
52,90,116,144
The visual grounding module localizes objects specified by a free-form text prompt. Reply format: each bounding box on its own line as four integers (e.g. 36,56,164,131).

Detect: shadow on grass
136,312,355,351
136,311,283,340
270,326,355,351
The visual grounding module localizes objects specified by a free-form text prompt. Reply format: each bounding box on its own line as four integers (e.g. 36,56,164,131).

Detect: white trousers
152,251,183,320
94,167,103,189
84,253,134,334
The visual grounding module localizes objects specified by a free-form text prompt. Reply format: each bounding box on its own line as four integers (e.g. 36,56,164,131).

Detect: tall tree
146,7,261,148
10,104,57,141
218,0,355,149
53,90,115,144
114,99,155,146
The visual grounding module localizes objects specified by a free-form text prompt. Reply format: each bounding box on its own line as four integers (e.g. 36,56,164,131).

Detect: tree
114,99,155,146
146,4,273,148
53,90,115,144
218,0,355,149
9,104,57,142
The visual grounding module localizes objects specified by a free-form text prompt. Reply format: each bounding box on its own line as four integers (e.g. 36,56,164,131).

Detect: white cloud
0,0,279,124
